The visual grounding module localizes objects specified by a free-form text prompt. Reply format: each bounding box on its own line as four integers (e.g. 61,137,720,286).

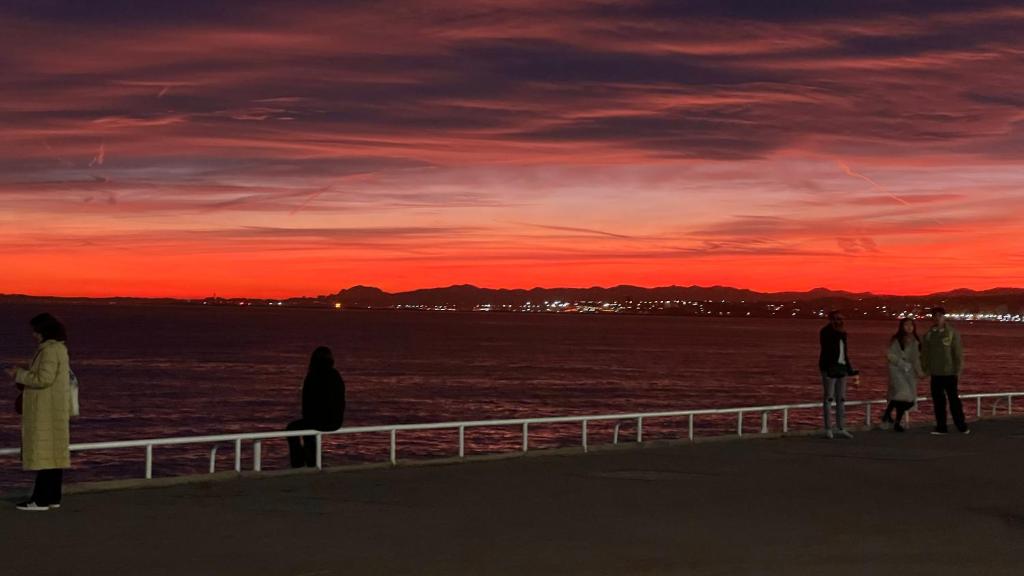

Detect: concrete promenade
2,418,1023,575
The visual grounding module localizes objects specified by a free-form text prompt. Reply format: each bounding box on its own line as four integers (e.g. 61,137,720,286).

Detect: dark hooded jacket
302,368,345,431
819,324,856,378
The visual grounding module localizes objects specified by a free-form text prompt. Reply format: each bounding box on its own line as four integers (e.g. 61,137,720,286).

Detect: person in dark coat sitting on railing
287,346,345,468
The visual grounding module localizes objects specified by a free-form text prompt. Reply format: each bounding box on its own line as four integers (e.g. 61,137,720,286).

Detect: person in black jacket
287,346,346,467
819,311,859,439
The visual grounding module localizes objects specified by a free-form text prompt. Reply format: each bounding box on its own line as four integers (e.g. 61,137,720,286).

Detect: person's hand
3,366,17,380
849,374,861,385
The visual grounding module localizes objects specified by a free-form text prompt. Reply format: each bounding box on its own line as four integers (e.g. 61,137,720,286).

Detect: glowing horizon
3,1,1024,299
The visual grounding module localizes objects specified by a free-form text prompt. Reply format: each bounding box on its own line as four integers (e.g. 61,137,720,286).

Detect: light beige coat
15,339,71,470
887,338,924,404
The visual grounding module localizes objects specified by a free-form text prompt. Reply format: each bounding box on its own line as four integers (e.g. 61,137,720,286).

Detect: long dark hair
30,313,67,342
891,318,920,350
307,346,335,373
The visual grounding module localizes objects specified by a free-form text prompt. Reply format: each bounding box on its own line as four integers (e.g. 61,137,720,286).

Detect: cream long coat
886,338,923,404
15,339,71,470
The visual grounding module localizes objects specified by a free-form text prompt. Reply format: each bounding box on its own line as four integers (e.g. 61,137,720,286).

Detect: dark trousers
883,401,914,425
31,469,63,506
931,375,968,432
287,419,319,468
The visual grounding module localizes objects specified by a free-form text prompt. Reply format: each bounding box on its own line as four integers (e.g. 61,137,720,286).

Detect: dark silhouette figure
818,311,859,439
921,307,968,434
287,347,346,467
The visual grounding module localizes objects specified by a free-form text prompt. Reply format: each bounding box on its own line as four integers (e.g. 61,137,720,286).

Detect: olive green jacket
921,323,963,377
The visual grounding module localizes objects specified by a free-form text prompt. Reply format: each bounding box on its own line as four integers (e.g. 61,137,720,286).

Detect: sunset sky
2,0,1023,298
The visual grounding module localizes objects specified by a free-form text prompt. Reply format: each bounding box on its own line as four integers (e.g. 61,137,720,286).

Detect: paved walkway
3,418,1023,575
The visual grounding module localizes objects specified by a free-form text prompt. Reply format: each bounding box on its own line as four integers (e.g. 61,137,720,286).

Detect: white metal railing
1,391,1021,481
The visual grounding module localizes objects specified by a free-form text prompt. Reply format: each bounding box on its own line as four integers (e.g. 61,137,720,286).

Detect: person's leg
882,401,895,423
29,470,46,504
286,419,308,468
45,469,63,506
303,434,318,467
835,376,847,430
946,376,968,432
821,373,836,432
931,377,948,432
894,401,911,431
55,469,63,505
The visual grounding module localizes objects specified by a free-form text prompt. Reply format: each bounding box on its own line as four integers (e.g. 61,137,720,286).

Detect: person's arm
845,336,856,375
14,347,58,390
301,376,313,420
912,343,925,378
886,340,903,366
952,330,964,376
818,328,829,370
919,333,930,375
334,373,346,428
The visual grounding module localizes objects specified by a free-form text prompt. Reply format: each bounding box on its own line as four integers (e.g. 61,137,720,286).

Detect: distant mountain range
318,283,1019,305
305,284,1024,317
3,284,1023,318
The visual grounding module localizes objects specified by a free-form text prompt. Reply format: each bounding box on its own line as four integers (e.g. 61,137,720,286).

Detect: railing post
905,410,911,428
737,411,743,437
209,445,218,474
865,403,872,427
977,396,982,418
760,411,768,434
582,420,588,452
613,423,620,444
253,440,262,472
315,434,323,470
782,408,789,433
145,444,153,479
1009,396,1013,415
234,438,242,472
688,414,694,441
458,426,465,458
390,429,397,465
637,417,643,443
522,422,529,452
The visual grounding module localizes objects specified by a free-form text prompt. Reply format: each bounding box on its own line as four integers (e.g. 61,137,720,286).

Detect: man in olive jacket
921,307,969,434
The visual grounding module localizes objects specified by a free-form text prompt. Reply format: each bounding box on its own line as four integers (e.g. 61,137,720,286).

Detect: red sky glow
2,1,1023,298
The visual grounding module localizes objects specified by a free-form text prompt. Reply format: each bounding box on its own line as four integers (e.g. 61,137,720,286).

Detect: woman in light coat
4,313,71,511
880,318,924,432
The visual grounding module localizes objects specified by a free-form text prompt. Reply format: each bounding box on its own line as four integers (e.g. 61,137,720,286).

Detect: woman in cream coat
880,318,924,432
4,313,71,511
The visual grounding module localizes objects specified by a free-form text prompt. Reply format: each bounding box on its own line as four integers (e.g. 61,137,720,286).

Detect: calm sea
1,303,1022,491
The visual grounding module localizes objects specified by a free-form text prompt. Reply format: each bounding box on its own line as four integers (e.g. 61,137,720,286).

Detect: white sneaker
825,429,835,439
16,501,49,512
836,429,854,439
879,421,893,431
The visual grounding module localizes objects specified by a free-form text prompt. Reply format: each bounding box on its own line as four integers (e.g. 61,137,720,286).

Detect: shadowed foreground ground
3,418,1023,575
